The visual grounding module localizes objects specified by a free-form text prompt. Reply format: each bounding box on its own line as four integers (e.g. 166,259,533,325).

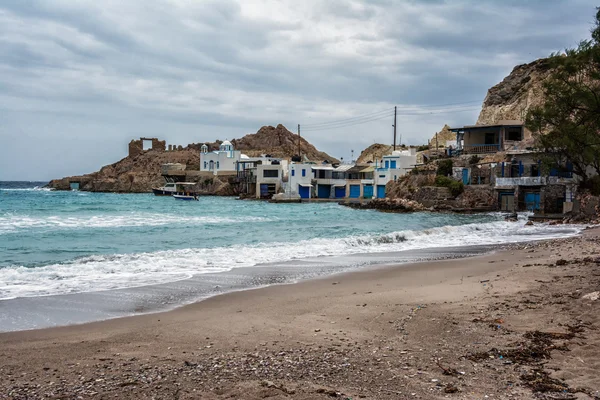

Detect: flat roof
312,166,335,170
450,120,524,132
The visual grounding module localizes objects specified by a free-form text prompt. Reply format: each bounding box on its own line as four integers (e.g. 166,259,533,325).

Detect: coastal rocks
47,124,337,193
343,198,426,212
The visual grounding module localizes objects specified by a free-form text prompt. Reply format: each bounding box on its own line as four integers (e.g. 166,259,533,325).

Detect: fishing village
2,2,600,400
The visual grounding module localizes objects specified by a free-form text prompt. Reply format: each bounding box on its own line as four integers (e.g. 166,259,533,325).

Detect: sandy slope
1,228,599,399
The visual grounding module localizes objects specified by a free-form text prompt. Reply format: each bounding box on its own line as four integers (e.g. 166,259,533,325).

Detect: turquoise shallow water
0,181,583,301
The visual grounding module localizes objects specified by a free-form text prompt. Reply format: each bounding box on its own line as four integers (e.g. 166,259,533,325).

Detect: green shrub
416,145,429,152
436,159,453,177
435,175,464,197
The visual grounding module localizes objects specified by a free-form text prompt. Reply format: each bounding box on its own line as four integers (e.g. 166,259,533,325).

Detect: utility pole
393,106,397,151
435,131,439,157
298,124,301,158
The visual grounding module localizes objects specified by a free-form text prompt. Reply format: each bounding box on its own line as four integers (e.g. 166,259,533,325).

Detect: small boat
152,182,177,196
172,182,199,201
173,194,199,201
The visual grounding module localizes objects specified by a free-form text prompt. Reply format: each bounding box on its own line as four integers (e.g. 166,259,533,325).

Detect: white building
200,140,242,175
373,149,417,198
288,163,314,199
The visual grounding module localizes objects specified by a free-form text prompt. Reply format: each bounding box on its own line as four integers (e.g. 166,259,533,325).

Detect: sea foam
0,219,584,300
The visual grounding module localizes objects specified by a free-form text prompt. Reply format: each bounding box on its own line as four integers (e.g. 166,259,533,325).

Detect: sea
0,181,584,331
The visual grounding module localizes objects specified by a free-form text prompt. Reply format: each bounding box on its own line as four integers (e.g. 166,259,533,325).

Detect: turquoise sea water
0,181,583,301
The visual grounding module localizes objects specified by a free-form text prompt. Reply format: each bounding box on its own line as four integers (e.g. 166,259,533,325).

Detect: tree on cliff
526,7,600,184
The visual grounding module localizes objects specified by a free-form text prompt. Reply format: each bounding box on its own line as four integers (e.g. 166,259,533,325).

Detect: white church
200,140,247,174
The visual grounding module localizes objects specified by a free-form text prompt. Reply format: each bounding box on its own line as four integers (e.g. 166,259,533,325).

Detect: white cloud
0,0,596,179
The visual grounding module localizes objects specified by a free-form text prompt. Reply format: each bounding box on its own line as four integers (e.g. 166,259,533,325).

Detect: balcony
495,177,546,187
463,144,501,154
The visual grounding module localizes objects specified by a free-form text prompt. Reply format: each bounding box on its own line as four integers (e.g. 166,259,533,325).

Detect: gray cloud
0,0,596,180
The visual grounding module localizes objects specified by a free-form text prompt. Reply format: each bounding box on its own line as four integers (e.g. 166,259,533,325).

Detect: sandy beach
2,228,600,399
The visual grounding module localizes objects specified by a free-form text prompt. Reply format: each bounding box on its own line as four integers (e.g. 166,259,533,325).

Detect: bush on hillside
435,175,464,197
436,159,453,177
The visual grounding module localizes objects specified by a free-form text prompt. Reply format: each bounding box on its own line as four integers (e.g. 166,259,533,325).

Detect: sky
0,0,597,181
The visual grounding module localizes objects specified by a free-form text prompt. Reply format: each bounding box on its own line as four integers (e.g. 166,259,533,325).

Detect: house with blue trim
450,120,531,155
373,149,418,198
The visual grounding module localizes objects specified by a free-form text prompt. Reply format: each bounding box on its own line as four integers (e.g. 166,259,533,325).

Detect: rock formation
48,124,337,193
356,144,393,164
477,58,552,125
428,124,455,147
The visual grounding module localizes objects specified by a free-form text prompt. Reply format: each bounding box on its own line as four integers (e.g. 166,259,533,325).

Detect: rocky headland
48,124,336,194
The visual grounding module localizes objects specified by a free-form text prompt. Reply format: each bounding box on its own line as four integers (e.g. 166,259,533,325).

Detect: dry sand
1,228,600,399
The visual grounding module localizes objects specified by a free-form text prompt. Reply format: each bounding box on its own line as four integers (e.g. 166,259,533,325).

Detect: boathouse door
377,185,386,199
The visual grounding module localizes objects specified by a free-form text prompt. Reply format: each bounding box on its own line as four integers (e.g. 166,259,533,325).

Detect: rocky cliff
193,124,337,163
356,143,393,164
48,124,337,193
477,58,552,125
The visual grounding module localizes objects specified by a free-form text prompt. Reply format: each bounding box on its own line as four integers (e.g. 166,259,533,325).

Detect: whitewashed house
288,163,314,198
373,149,417,198
200,140,242,175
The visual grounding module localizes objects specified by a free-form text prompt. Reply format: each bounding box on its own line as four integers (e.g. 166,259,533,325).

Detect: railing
462,144,501,154
495,177,547,187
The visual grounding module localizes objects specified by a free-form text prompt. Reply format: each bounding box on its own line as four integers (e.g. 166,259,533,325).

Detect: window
379,175,386,178
292,169,295,177
531,164,540,177
506,127,523,141
216,161,220,169
385,160,389,168
302,169,306,177
204,161,207,169
263,169,278,178
390,160,397,169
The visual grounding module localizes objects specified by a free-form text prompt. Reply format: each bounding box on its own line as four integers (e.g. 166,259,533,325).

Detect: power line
302,106,480,132
302,108,394,128
302,100,482,131
302,112,395,132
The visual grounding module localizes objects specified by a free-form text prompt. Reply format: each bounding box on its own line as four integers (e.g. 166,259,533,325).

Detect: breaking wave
0,219,584,299
0,213,274,234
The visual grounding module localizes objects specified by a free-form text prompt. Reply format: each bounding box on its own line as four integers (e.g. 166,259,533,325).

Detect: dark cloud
0,0,596,180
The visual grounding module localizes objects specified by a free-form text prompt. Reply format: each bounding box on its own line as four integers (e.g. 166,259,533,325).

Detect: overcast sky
0,0,596,180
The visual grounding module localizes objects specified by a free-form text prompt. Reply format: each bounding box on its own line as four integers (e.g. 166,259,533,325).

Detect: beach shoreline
1,229,599,399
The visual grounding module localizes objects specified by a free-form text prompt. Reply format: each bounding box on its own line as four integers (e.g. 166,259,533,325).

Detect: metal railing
462,144,501,154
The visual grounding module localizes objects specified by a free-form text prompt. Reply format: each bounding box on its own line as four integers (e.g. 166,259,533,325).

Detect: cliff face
477,58,552,125
48,124,337,193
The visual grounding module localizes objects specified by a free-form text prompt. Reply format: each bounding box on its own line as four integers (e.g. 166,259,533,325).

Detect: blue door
390,160,397,169
298,185,310,199
525,192,541,211
363,185,373,199
260,184,269,198
349,185,360,198
335,186,346,198
377,185,386,199
317,184,331,198
462,168,469,185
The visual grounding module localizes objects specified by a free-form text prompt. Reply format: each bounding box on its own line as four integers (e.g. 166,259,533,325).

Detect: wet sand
1,228,600,399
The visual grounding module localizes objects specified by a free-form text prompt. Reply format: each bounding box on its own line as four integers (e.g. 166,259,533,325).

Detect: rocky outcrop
343,198,425,212
428,124,455,147
194,124,338,163
48,124,337,193
356,144,393,164
48,148,200,193
477,59,553,125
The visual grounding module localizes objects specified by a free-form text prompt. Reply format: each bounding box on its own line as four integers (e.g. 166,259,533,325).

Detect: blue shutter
292,170,295,176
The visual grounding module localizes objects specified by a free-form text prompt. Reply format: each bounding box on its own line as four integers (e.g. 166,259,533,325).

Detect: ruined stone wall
128,138,166,157
128,139,144,158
